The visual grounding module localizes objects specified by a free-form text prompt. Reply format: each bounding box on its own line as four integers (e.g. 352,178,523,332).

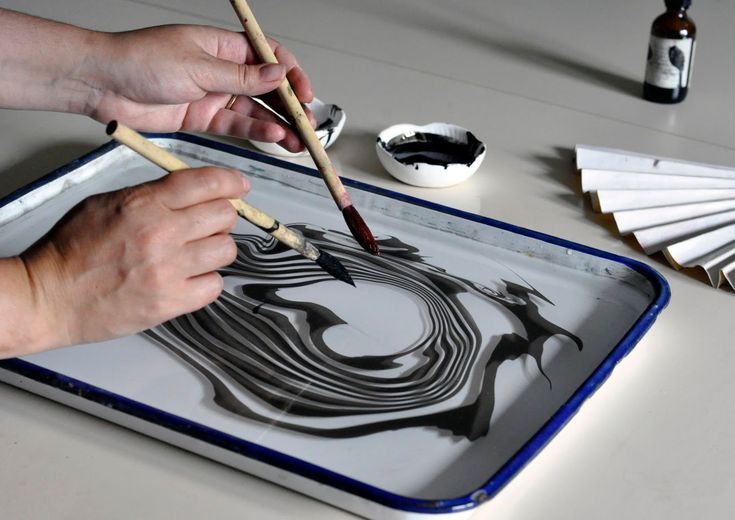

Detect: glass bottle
643,0,696,104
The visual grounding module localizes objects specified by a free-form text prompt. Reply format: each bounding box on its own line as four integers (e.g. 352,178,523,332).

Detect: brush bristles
315,250,355,286
342,205,380,255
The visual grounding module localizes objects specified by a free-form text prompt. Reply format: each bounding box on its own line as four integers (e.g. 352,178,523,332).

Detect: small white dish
249,98,346,157
376,122,486,188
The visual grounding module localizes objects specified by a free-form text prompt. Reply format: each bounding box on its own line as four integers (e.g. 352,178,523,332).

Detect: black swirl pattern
144,226,583,441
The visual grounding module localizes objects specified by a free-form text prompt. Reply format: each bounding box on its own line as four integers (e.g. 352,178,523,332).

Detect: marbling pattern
145,226,583,441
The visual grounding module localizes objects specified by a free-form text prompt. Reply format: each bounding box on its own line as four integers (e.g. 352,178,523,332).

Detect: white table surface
1,1,733,519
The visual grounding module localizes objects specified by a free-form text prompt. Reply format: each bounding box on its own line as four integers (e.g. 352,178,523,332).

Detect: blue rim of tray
0,133,670,515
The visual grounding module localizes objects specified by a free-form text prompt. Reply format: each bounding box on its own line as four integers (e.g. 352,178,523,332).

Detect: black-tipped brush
106,120,355,285
316,250,355,286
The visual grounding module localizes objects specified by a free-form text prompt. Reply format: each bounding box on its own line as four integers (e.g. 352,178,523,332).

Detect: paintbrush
105,120,354,286
228,0,380,256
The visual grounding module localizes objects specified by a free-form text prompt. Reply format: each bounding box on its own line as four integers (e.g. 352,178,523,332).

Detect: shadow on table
0,142,97,200
330,128,394,182
533,146,624,240
314,0,641,98
535,146,646,248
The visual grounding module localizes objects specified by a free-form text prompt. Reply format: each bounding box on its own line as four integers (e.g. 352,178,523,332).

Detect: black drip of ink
316,117,335,131
380,131,485,169
316,104,341,147
144,226,582,441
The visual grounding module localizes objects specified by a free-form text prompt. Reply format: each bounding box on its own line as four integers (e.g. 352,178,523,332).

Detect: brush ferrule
302,241,321,261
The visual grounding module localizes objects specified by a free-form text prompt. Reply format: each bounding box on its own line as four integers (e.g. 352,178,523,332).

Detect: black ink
379,131,485,169
145,226,582,441
316,104,341,146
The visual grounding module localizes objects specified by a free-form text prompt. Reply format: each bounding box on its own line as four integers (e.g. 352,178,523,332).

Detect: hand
90,25,315,152
16,167,247,353
0,10,316,151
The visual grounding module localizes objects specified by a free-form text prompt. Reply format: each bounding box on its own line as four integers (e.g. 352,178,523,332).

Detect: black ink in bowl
381,131,484,168
376,123,487,188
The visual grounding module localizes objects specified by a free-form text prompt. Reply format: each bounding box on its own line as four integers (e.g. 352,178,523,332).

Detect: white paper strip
702,250,735,288
576,144,735,178
591,189,735,213
577,144,735,289
614,199,735,234
663,223,735,268
633,210,735,254
581,169,735,193
721,260,735,289
669,243,735,288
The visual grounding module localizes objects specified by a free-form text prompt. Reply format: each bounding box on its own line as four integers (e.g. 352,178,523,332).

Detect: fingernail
260,63,284,82
241,176,250,192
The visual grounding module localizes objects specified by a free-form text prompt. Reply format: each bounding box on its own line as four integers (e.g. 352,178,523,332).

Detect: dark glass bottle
643,0,696,104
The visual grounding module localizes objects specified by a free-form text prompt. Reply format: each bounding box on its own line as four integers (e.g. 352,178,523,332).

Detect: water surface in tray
2,140,657,499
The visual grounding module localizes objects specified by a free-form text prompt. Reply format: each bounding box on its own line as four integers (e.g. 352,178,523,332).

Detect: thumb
199,59,286,96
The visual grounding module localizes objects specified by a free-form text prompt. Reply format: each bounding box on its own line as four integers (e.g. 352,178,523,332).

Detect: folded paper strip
576,144,735,290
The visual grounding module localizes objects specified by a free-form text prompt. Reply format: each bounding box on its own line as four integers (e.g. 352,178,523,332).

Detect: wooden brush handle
106,121,320,261
229,0,352,210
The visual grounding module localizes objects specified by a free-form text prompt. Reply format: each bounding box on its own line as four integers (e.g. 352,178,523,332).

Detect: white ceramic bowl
249,98,346,157
376,123,486,188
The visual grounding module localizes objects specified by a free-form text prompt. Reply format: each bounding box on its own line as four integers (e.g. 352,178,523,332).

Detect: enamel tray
0,135,669,519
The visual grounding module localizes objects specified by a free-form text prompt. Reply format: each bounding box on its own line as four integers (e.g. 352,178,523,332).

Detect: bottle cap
665,0,691,10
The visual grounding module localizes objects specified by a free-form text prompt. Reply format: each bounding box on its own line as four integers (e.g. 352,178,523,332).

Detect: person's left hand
88,25,315,152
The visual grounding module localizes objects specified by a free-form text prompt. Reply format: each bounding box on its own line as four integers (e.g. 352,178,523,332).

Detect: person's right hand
19,167,247,353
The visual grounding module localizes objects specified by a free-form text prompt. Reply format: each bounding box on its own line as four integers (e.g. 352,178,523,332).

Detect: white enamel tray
0,135,669,519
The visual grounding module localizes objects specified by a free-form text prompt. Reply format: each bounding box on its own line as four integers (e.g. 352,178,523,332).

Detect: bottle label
645,36,695,89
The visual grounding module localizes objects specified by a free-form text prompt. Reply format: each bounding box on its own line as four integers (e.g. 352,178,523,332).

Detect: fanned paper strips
576,144,735,290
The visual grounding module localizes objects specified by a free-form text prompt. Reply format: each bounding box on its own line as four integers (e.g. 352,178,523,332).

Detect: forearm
0,257,58,358
0,8,109,115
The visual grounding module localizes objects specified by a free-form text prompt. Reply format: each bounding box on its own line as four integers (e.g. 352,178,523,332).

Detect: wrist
21,244,76,352
0,256,62,357
0,9,109,116
0,243,76,358
67,29,115,117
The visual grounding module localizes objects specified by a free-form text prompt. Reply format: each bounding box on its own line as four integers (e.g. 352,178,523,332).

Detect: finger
230,95,286,123
210,31,312,102
174,199,239,242
264,38,314,104
182,272,225,312
276,125,308,154
181,233,238,278
155,167,249,210
207,108,287,143
196,58,286,97
226,98,308,152
285,65,314,104
210,28,250,64
257,91,317,129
